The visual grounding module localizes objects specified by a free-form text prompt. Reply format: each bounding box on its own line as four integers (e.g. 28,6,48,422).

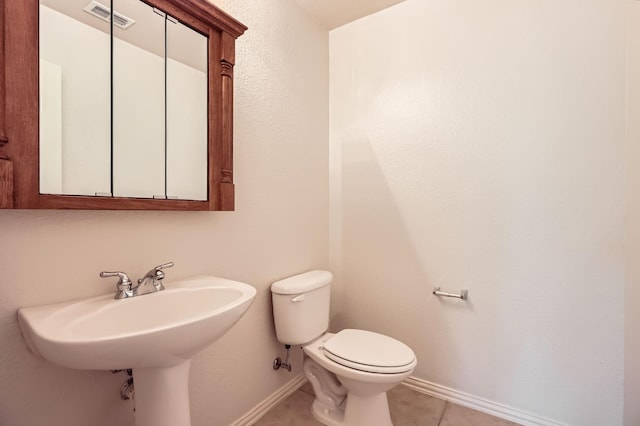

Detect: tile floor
253,381,521,426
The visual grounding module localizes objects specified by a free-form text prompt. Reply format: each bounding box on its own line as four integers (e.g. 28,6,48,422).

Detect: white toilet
271,270,417,426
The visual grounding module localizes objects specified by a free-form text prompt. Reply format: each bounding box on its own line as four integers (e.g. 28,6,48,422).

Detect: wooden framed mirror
0,0,246,210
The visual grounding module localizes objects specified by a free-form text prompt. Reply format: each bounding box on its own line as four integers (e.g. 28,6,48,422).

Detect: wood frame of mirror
0,0,246,210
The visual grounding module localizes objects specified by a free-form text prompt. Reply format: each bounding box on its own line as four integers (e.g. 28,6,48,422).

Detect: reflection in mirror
167,21,208,201
38,0,210,201
39,0,111,196
113,0,165,198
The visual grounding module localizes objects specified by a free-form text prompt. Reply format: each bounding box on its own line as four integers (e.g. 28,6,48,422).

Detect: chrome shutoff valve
273,344,292,372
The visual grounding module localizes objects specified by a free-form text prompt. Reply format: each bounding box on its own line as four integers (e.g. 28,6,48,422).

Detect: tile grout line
437,401,449,426
299,388,315,396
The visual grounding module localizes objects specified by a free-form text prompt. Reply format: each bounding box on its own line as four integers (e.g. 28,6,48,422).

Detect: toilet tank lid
271,270,333,294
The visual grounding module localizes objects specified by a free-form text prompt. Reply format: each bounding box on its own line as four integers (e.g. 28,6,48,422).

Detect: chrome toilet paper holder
433,286,468,300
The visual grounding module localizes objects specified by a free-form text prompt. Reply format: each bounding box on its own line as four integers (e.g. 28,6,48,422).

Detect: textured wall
625,2,640,425
330,0,626,424
0,1,328,425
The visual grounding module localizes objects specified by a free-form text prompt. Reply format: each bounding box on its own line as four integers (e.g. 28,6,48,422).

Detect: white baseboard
230,373,568,426
230,374,307,426
403,376,569,426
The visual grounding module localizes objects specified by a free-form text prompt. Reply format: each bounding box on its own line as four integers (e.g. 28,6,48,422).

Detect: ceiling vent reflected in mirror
83,1,136,29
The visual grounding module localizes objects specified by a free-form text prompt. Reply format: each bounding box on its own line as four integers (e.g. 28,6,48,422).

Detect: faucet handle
152,262,173,283
100,271,133,299
155,262,174,271
100,271,132,287
137,262,174,286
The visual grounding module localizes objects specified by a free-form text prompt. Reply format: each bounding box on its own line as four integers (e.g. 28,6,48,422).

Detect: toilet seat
322,329,416,374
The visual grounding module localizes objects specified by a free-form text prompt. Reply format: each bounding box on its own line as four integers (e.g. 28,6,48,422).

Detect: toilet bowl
303,331,416,426
271,270,417,426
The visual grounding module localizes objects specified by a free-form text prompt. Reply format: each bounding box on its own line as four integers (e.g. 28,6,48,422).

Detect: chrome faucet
100,262,174,299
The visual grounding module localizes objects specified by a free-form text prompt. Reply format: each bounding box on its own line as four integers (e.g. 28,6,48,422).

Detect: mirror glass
166,19,208,201
38,0,208,200
39,0,111,196
112,0,165,198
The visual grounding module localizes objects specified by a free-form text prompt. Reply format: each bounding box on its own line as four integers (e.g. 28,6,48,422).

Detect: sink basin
18,275,256,426
18,275,256,370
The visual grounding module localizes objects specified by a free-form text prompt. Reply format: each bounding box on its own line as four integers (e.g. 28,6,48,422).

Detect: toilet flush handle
291,294,305,302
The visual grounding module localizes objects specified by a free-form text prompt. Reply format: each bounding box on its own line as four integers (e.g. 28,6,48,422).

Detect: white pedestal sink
17,275,256,426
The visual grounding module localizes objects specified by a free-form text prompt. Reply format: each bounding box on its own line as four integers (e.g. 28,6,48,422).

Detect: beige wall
330,0,626,424
0,1,328,425
625,2,640,425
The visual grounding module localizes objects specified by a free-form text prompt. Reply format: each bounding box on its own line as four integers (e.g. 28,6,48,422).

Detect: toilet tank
271,270,333,345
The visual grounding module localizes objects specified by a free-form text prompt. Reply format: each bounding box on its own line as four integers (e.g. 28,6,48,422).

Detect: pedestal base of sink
134,360,191,426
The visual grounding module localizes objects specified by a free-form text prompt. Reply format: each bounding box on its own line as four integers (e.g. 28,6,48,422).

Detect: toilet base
311,392,393,426
304,355,393,426
311,398,344,425
301,333,414,426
